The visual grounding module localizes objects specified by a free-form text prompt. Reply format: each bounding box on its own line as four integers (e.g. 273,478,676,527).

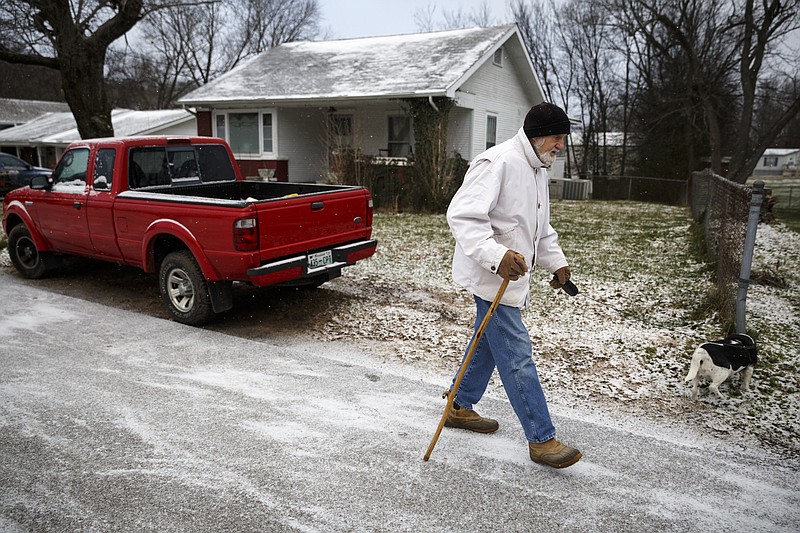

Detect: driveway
1,269,798,532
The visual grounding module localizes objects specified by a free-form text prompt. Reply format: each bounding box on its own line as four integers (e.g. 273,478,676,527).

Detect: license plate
308,250,333,269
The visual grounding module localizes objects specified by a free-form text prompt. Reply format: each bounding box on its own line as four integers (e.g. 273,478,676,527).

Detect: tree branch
0,45,59,69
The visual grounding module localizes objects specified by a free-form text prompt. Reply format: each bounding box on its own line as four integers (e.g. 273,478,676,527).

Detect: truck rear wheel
8,224,52,279
159,250,215,326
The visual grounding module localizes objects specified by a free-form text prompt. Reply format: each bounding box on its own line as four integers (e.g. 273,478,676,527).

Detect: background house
0,98,70,131
178,24,549,182
754,148,799,177
0,108,196,168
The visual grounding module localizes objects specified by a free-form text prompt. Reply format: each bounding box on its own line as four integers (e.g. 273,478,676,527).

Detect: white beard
533,139,556,167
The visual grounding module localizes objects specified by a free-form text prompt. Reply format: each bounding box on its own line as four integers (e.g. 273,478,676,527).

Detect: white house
178,24,548,182
753,148,799,177
0,108,196,168
0,98,70,130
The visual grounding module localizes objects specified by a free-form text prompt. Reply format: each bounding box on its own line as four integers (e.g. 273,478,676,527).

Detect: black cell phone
552,274,579,296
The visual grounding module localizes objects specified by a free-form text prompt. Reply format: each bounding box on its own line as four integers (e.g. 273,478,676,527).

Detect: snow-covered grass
321,201,800,457
2,200,796,456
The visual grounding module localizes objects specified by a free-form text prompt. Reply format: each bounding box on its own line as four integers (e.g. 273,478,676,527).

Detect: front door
33,146,93,255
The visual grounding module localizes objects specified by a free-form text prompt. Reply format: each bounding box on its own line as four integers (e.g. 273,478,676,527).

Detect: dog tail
685,348,705,382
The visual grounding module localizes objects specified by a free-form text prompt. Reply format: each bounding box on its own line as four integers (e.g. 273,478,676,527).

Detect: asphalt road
1,269,798,532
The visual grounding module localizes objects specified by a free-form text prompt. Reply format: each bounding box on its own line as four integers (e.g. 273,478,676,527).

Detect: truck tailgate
256,189,372,260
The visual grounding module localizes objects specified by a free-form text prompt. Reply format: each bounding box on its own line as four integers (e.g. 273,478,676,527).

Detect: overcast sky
316,0,514,39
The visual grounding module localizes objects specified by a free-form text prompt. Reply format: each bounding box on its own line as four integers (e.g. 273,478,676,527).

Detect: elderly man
444,102,581,469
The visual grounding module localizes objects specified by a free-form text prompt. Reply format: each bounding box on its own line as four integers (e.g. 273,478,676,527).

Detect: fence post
735,181,765,334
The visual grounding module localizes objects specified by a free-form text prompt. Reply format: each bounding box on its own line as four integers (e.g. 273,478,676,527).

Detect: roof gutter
178,90,451,108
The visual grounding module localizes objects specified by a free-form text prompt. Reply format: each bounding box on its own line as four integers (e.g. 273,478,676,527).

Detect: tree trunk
58,43,114,139
0,0,144,139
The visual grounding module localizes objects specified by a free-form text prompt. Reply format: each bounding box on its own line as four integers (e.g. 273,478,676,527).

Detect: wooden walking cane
423,278,509,461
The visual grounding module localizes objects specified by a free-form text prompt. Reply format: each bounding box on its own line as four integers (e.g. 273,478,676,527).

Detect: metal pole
735,181,764,334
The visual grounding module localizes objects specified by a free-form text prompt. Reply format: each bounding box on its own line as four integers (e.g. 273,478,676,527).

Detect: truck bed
122,180,364,205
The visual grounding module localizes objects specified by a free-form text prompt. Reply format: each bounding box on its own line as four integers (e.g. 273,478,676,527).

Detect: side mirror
93,176,109,190
30,175,53,190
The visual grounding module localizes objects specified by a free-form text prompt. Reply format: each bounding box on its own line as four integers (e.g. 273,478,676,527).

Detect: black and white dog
685,334,758,399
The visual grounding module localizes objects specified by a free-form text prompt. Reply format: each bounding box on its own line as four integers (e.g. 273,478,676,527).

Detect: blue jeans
452,295,556,443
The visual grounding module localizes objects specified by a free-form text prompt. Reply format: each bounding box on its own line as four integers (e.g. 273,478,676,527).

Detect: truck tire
159,250,215,326
8,224,52,279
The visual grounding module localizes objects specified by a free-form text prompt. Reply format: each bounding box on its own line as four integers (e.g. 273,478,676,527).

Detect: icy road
0,269,798,532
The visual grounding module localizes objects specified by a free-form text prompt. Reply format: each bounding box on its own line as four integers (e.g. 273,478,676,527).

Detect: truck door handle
310,201,324,211
73,201,83,210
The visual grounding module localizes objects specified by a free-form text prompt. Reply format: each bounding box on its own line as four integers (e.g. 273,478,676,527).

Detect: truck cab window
169,149,200,182
196,145,236,182
93,148,116,190
129,148,170,189
52,148,90,191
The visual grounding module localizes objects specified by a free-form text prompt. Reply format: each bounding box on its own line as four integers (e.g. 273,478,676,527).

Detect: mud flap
40,252,64,272
208,280,233,313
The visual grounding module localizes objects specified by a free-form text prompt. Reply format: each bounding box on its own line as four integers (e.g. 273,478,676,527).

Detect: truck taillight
234,218,258,251
366,198,374,227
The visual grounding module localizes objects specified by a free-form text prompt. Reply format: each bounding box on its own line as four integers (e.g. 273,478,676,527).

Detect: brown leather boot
528,438,582,468
444,404,499,433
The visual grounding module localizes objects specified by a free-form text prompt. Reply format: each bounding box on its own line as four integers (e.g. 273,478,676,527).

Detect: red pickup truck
2,136,377,325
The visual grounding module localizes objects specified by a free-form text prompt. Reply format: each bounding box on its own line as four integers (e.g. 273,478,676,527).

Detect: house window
216,115,226,140
229,112,259,155
763,156,778,167
388,115,412,157
214,110,276,157
329,114,353,149
486,115,497,149
262,113,273,153
493,48,503,66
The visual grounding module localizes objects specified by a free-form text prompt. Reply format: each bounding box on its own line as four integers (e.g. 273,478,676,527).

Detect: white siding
448,107,473,160
753,149,799,177
310,101,413,157
348,102,409,155
151,120,197,136
277,102,410,182
277,108,327,182
456,47,536,160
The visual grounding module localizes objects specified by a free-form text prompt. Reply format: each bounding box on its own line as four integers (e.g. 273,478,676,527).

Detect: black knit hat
523,102,571,138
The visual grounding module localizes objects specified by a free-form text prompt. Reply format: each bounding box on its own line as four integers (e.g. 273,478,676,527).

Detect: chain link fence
768,183,800,209
591,176,688,205
690,169,765,331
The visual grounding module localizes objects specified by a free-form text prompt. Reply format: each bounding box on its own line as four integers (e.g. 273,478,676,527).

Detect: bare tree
727,0,800,183
0,0,146,138
243,0,321,52
412,4,438,33
112,0,321,109
413,1,496,32
612,0,800,182
512,0,580,175
443,2,494,28
0,61,63,101
0,0,321,134
560,1,621,176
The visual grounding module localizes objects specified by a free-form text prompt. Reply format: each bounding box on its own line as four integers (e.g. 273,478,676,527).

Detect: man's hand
549,266,572,289
498,250,528,280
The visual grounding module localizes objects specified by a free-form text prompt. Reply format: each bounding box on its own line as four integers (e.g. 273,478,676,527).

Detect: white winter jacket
447,127,569,308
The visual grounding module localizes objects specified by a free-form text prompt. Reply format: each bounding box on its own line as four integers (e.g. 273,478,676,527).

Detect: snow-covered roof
0,98,70,127
179,24,536,106
0,109,195,145
762,148,799,157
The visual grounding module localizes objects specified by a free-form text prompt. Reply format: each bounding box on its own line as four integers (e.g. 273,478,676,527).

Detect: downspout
428,96,439,112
